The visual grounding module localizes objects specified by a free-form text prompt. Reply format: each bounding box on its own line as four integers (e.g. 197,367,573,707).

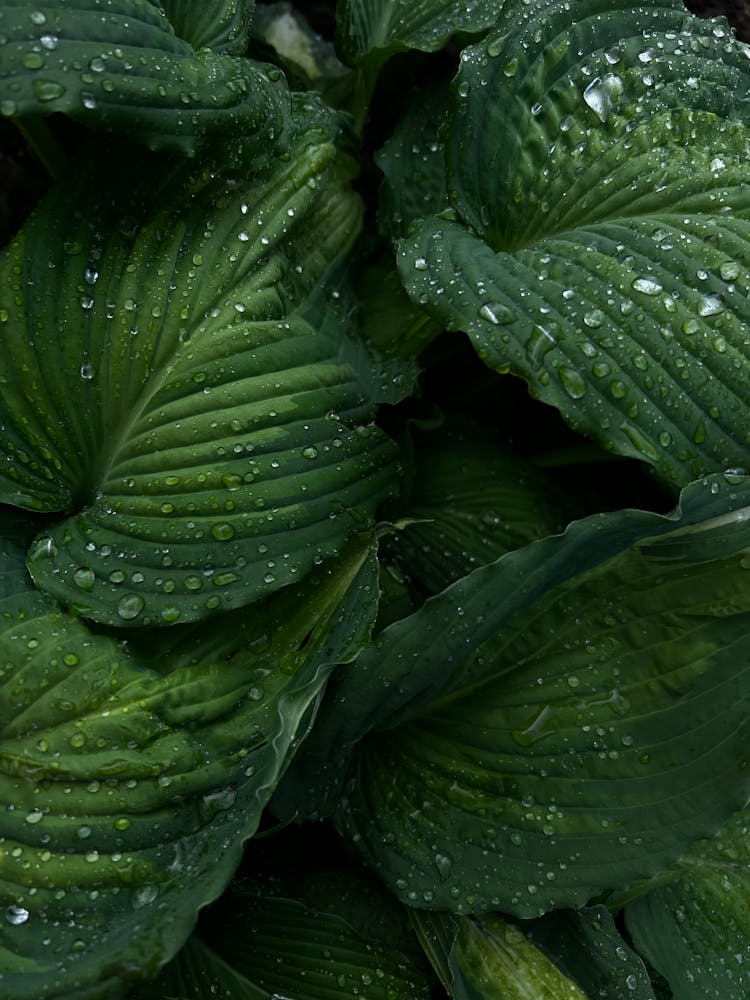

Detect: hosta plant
0,0,749,997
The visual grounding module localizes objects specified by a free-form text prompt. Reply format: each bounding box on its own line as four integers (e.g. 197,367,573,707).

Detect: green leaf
160,0,254,54
377,83,450,241
146,869,436,1000
335,0,507,65
450,913,588,1000
625,803,750,999
0,0,288,157
525,906,657,999
279,473,750,914
0,109,398,626
398,0,750,488
0,510,379,999
380,418,565,597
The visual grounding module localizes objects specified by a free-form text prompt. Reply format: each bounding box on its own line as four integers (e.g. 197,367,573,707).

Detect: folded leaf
0,511,379,1000
0,0,288,156
625,803,750,999
398,0,750,487
335,0,506,65
0,106,398,625
147,869,436,999
278,473,750,915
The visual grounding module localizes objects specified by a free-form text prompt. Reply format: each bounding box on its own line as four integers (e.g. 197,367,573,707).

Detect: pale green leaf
398,0,750,488
279,473,750,914
0,510,380,999
0,0,288,157
0,107,398,625
625,803,750,999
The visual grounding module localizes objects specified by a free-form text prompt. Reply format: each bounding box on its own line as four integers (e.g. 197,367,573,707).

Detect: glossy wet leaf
0,108,398,625
0,510,379,1000
398,0,750,488
278,473,750,914
625,803,750,999
0,0,289,157
335,0,506,65
160,0,255,54
147,869,435,999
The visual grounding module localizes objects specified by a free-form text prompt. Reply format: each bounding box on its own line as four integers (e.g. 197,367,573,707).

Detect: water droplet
698,293,723,316
5,905,29,925
0,99,17,116
559,366,587,398
720,261,740,281
32,79,65,101
211,522,235,541
632,277,663,295
584,308,605,328
117,593,145,620
22,51,44,70
302,446,318,459
583,74,624,122
413,257,428,271
434,853,452,878
503,57,519,77
478,302,513,325
79,362,95,380
30,9,46,24
25,809,43,825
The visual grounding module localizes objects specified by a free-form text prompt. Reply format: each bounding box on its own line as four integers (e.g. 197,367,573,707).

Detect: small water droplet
79,362,95,380
5,905,29,926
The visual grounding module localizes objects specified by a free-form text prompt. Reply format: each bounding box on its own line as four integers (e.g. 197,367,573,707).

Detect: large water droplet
559,367,587,398
632,277,662,296
478,302,514,325
698,293,723,316
583,74,624,122
5,905,29,926
117,593,145,620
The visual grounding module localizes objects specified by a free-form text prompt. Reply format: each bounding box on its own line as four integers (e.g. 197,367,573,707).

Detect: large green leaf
335,0,506,65
398,0,750,488
276,473,750,915
625,802,750,999
0,509,379,1000
0,0,289,157
146,868,436,999
0,106,398,625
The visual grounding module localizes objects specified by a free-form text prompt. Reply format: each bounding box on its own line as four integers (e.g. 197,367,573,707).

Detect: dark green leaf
146,869,436,999
0,108,398,625
625,803,750,999
0,511,379,999
160,0,254,54
335,0,506,65
525,906,657,999
279,473,750,914
380,419,565,597
398,0,750,487
0,0,288,157
377,83,450,241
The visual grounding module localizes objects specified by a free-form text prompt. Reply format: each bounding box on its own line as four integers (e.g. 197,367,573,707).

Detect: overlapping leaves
396,0,750,487
278,473,750,915
0,0,289,157
0,511,380,999
625,803,750,998
0,103,398,626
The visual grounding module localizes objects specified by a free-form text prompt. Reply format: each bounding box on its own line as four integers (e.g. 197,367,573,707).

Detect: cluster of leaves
0,0,749,997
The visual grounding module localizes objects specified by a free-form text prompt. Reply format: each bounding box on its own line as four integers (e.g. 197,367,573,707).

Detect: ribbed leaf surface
398,0,750,487
335,0,506,64
280,474,750,915
0,0,287,155
625,804,750,999
160,0,254,54
150,874,435,1000
0,110,398,625
0,514,380,999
